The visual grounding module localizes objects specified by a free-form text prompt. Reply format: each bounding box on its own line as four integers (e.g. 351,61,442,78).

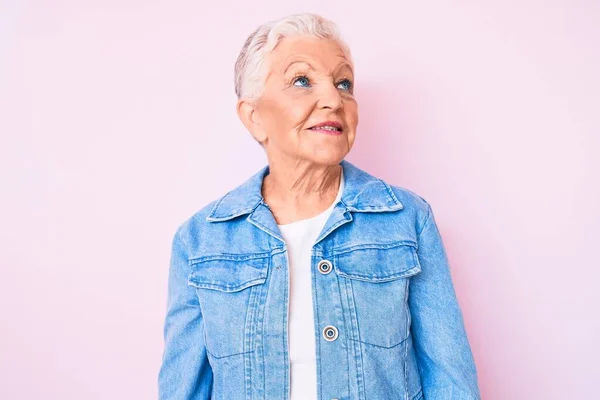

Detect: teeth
314,126,339,131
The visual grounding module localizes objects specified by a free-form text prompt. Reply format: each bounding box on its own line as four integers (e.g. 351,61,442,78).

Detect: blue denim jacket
158,159,481,400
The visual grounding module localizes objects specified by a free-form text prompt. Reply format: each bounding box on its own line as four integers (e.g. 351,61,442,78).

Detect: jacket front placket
246,199,357,400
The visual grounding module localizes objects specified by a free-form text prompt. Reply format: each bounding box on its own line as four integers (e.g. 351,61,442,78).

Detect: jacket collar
206,159,403,222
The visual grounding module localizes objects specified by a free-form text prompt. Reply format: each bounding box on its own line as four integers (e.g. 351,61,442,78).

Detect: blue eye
292,76,311,87
337,79,352,91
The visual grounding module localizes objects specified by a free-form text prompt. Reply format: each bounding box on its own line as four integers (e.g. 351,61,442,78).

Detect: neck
261,159,342,224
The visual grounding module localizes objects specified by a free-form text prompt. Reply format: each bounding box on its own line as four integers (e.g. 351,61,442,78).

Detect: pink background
1,1,598,399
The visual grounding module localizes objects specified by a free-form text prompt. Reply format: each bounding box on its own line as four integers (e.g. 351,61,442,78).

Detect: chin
305,150,349,166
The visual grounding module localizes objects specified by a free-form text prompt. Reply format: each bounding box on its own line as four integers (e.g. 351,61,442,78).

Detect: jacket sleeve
408,202,481,399
158,230,213,399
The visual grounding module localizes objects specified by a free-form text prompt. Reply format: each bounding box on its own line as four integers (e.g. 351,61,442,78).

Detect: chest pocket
187,254,269,358
333,243,421,348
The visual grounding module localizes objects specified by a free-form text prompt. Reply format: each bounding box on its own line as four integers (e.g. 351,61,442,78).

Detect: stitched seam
314,254,322,400
207,192,230,219
326,240,417,257
346,277,367,400
248,213,286,243
411,388,423,400
244,284,258,400
334,270,351,398
189,278,267,292
207,194,262,221
416,203,432,241
172,232,201,310
348,335,410,349
260,255,271,399
313,240,418,258
334,268,420,282
205,347,255,359
314,214,353,248
381,179,403,206
283,251,290,399
190,252,271,264
403,278,410,400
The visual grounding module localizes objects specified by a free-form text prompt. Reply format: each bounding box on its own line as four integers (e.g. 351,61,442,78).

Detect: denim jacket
158,159,481,400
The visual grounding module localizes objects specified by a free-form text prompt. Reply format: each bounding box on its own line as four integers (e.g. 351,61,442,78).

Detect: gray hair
234,13,353,101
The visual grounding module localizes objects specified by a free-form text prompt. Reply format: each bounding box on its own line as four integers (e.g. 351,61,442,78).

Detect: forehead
268,36,352,73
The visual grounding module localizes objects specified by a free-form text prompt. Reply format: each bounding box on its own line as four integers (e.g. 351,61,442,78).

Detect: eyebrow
283,59,354,76
283,60,314,75
334,60,354,75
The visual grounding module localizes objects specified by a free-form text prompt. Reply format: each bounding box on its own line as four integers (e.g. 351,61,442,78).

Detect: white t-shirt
276,170,345,399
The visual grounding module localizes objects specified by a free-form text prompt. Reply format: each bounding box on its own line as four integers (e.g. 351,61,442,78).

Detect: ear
237,98,268,144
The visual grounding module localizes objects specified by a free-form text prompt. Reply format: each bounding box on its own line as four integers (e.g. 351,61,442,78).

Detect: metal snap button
322,325,338,341
317,260,333,274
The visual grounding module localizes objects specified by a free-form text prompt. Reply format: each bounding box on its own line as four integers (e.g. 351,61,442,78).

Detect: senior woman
158,13,481,400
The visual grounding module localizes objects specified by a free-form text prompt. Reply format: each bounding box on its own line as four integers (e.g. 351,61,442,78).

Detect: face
242,36,358,166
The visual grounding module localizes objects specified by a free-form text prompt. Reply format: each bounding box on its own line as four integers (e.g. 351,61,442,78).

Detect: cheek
278,96,315,130
344,100,359,127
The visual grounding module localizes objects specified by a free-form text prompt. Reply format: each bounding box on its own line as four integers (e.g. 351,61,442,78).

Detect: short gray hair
234,13,353,100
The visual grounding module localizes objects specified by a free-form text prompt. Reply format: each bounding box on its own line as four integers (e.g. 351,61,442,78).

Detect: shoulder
388,183,430,214
344,160,432,225
384,180,434,235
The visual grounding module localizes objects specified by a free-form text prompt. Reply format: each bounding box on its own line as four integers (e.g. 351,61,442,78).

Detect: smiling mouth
309,126,343,132
308,126,344,136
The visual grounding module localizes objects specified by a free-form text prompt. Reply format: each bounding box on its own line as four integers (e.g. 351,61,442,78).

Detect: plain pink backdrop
1,1,598,399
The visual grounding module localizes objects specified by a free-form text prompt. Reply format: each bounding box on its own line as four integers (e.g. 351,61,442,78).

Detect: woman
158,13,481,400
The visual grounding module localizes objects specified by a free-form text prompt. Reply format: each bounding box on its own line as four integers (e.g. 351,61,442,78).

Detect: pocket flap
333,243,421,282
188,256,269,292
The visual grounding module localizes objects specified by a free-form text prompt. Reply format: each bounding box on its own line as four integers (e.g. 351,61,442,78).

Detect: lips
308,121,343,132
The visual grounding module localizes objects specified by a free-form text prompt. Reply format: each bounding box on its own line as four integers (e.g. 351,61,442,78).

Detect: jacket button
317,260,333,274
322,325,338,341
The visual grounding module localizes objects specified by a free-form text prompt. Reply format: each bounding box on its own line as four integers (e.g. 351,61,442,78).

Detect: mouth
307,121,344,135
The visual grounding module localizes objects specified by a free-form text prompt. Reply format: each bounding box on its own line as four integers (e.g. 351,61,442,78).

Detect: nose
317,82,343,111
